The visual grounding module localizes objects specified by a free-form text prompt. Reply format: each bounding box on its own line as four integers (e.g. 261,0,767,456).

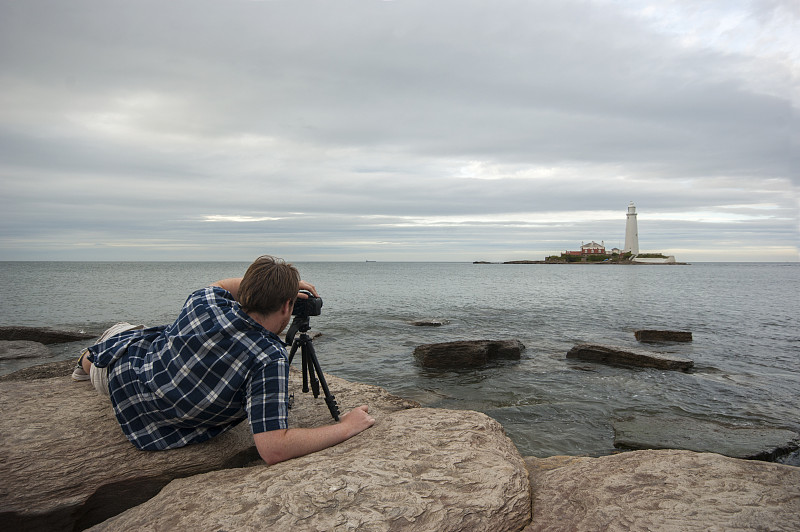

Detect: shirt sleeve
246,353,290,434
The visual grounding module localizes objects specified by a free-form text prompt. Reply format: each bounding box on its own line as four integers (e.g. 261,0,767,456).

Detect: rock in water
414,339,525,368
613,415,800,461
90,409,531,532
566,343,693,371
410,318,450,326
524,450,800,531
635,329,692,342
0,326,96,344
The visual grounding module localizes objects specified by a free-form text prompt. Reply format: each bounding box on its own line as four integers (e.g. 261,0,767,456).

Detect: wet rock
410,318,450,326
0,368,418,532
0,326,96,344
635,329,692,342
414,339,525,369
613,415,800,461
90,409,531,532
566,343,693,371
523,450,800,531
0,340,51,360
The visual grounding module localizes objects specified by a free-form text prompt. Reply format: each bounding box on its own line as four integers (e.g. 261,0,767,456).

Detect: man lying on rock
73,255,375,464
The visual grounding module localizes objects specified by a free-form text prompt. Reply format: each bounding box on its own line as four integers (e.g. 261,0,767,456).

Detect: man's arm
212,278,242,298
254,405,375,465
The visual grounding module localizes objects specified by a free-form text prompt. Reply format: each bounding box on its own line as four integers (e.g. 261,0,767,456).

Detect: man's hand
340,405,375,437
297,280,318,298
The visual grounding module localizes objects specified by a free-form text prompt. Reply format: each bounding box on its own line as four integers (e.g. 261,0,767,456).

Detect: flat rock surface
566,343,693,370
0,326,96,344
524,449,800,531
614,415,800,460
0,367,418,532
90,408,531,532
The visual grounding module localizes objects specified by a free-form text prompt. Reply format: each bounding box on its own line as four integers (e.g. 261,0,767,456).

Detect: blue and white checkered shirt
88,286,289,451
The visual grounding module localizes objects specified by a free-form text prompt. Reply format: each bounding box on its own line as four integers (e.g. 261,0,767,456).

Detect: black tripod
285,314,340,421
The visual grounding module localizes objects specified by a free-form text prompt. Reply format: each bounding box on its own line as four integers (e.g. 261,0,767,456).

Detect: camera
292,290,323,317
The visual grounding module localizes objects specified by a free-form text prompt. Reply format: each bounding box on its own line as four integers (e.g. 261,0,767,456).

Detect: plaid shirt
88,286,289,451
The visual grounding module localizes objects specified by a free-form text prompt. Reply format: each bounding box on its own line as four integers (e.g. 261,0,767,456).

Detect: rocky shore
2,329,799,531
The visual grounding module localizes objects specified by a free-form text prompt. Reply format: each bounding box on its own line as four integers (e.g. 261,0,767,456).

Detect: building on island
624,201,639,255
547,202,679,264
562,241,606,257
581,241,605,254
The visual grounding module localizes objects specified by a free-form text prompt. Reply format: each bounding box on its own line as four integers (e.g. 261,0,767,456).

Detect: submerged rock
0,359,75,381
414,339,525,368
410,318,450,326
0,326,96,344
613,415,800,461
635,329,692,342
0,340,51,360
0,368,418,531
566,343,693,371
524,449,800,531
90,409,531,532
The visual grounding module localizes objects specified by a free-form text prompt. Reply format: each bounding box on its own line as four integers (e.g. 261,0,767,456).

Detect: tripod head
285,314,309,345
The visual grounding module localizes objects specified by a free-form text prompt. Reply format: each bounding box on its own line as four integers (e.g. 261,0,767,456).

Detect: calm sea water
2,261,798,461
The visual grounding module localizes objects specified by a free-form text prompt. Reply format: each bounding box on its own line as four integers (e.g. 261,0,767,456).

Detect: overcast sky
1,0,797,262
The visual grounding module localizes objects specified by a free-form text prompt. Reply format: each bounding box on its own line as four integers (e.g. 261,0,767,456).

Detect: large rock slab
0,326,96,344
0,340,51,361
566,343,693,371
524,450,800,531
613,415,800,461
635,329,692,342
90,408,531,532
0,368,418,531
414,339,525,369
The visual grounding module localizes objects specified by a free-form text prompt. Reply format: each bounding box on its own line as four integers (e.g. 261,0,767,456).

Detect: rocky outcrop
524,450,800,531
414,339,525,369
0,369,418,531
613,415,800,461
0,326,96,344
566,343,693,371
0,340,51,360
635,329,692,342
90,408,531,532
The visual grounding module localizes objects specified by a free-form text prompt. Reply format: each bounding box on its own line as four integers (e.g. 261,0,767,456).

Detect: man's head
238,256,300,316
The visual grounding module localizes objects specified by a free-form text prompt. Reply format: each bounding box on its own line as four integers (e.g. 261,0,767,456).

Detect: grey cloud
0,0,796,261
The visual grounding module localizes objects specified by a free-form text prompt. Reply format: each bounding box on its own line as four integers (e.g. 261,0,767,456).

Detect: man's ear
282,298,294,316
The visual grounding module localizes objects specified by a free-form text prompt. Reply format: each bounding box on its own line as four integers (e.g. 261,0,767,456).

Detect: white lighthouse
624,201,639,255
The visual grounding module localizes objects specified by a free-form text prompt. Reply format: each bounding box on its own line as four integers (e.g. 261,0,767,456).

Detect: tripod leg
304,346,321,398
304,340,340,421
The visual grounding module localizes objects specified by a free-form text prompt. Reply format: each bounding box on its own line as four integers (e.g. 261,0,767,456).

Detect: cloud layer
1,0,797,261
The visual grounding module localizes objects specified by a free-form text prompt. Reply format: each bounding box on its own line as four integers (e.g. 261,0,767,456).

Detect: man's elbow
254,430,292,465
258,448,290,465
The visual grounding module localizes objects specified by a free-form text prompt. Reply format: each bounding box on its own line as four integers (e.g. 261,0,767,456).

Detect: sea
2,261,798,463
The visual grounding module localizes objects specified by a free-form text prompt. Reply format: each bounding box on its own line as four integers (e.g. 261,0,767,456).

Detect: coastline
2,355,798,531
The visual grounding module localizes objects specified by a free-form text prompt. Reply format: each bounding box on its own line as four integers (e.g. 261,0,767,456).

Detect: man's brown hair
238,256,300,315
